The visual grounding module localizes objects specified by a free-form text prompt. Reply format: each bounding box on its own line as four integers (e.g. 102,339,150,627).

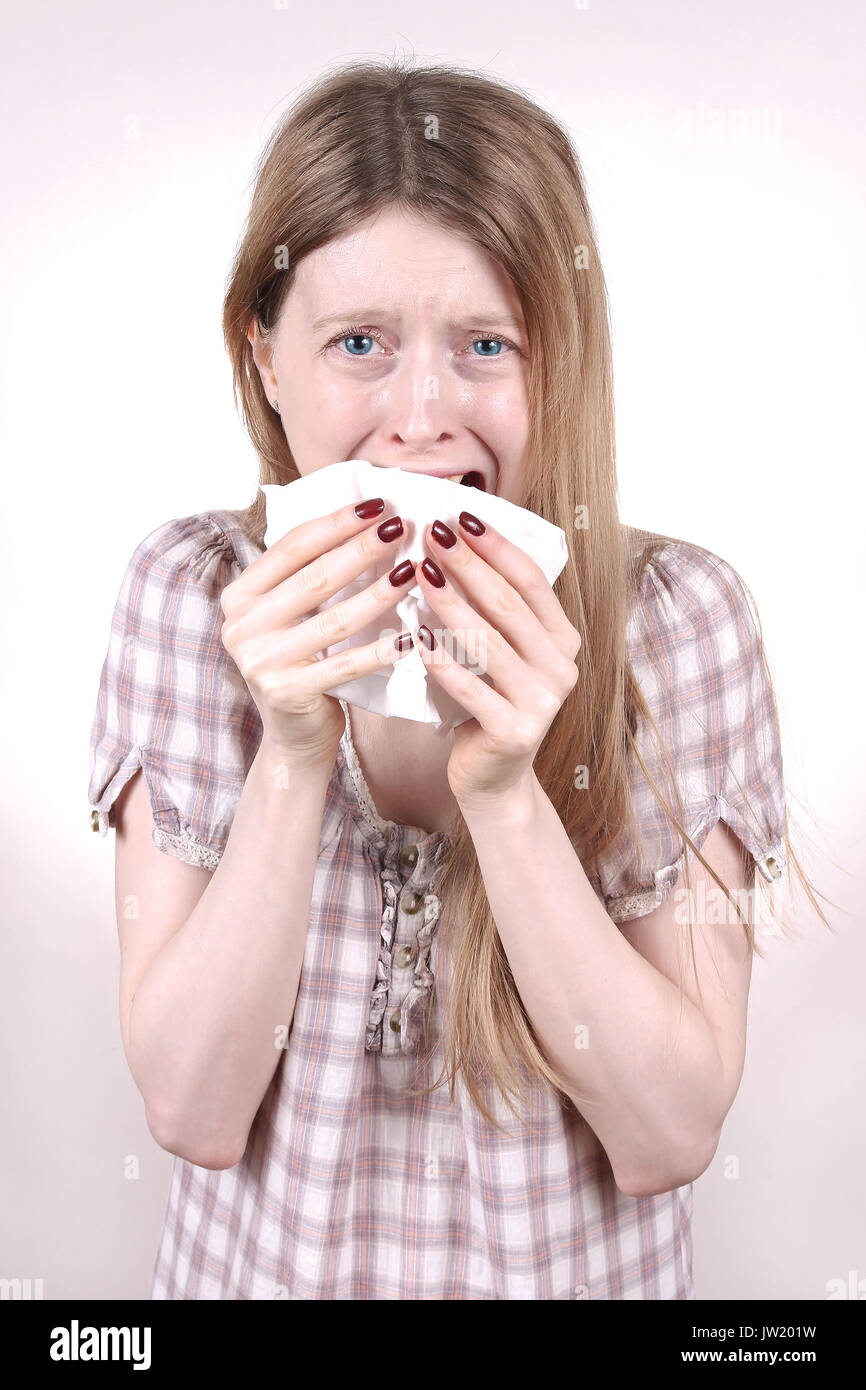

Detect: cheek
493,409,530,499
482,388,529,458
313,369,381,422
284,368,375,442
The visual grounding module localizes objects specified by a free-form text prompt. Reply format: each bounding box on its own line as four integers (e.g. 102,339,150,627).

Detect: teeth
447,473,464,484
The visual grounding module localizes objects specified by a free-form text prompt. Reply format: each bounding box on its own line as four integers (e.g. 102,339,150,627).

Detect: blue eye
323,325,519,359
342,334,375,356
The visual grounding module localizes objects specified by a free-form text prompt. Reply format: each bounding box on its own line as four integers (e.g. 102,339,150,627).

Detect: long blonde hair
222,57,832,1129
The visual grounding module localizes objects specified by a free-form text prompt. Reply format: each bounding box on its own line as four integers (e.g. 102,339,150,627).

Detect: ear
246,318,278,403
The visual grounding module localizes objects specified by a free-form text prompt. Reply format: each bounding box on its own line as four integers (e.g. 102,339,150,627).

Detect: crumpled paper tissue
261,460,569,734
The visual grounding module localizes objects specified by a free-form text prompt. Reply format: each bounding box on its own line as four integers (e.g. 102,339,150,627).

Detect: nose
381,349,458,454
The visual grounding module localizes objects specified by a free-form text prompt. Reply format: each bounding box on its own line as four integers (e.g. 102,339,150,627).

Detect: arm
411,514,755,1198
460,777,753,1197
116,739,333,1170
107,495,417,1170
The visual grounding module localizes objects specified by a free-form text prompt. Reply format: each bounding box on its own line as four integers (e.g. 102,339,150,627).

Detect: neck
346,704,459,836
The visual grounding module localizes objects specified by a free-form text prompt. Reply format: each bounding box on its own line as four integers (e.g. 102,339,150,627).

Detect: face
248,205,530,503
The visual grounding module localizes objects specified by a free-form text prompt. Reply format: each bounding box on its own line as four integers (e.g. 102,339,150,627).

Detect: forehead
288,208,523,323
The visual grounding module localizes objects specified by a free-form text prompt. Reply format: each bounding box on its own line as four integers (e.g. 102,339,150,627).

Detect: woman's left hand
410,512,581,811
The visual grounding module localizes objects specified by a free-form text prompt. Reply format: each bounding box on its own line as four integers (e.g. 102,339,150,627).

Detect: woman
88,58,812,1300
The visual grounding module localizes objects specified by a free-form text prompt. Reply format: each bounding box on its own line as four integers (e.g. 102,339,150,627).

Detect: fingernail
420,556,446,587
458,511,485,536
431,519,457,548
388,559,416,587
393,631,413,654
355,497,385,518
416,625,436,651
377,516,404,542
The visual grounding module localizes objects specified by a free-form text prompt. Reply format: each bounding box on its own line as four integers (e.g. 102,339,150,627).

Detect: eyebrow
310,309,525,332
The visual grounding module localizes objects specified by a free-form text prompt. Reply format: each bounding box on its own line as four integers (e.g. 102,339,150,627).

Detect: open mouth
446,471,487,491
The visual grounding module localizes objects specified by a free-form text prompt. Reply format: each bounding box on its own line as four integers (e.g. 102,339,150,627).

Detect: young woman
88,59,814,1300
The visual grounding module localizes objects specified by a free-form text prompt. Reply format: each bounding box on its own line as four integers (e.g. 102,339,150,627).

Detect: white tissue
261,460,569,733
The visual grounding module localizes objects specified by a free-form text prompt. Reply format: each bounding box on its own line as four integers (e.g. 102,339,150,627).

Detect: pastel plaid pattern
88,505,786,1299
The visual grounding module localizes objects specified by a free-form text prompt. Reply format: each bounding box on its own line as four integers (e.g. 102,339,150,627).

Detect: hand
411,512,581,809
219,498,417,764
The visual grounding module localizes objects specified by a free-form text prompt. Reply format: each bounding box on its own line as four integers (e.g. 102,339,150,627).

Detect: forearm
459,773,726,1191
129,737,333,1165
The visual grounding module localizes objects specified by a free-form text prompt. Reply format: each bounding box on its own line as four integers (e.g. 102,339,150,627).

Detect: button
389,1014,402,1032
90,809,100,832
400,845,419,871
395,944,417,969
399,890,423,914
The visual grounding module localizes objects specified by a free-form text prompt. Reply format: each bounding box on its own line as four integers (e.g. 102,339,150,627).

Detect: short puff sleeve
87,511,263,869
591,540,788,923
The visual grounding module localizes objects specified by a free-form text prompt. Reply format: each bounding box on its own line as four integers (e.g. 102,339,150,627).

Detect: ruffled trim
89,767,223,872
337,699,447,1056
363,830,445,1055
606,836,787,924
338,700,390,837
397,889,442,1036
365,830,402,1052
152,826,221,871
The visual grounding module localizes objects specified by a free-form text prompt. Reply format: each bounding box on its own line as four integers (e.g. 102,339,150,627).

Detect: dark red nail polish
420,556,446,587
377,516,404,542
458,511,485,536
394,631,413,653
417,625,436,651
431,519,457,548
388,559,416,586
355,497,385,518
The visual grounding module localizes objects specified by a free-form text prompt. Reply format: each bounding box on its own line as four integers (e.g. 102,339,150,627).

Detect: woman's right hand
219,498,416,764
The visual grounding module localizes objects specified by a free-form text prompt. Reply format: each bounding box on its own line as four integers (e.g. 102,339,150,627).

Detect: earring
272,399,280,414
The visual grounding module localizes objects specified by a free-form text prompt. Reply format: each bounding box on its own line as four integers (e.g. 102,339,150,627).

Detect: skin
247,204,553,834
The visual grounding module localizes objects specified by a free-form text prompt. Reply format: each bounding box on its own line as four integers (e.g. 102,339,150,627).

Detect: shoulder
89,505,267,859
622,529,784,832
624,531,766,704
124,504,266,595
629,533,759,643
110,505,267,639
589,531,787,921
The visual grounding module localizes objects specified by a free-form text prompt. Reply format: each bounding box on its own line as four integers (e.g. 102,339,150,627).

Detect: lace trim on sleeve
606,835,787,924
152,826,221,871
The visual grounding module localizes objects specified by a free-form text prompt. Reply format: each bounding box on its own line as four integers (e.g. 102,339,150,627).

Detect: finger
232,511,406,638
295,629,408,697
417,545,578,704
226,497,391,604
252,558,418,667
434,513,581,658
412,624,516,742
414,556,532,710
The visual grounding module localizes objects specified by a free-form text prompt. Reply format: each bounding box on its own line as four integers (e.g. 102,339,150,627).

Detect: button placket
366,832,447,1057
395,841,437,976
365,831,402,1054
396,888,443,1051
383,840,429,1055
386,838,450,1055
338,705,452,1059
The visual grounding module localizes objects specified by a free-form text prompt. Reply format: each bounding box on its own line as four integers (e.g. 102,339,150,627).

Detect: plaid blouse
87,505,787,1300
